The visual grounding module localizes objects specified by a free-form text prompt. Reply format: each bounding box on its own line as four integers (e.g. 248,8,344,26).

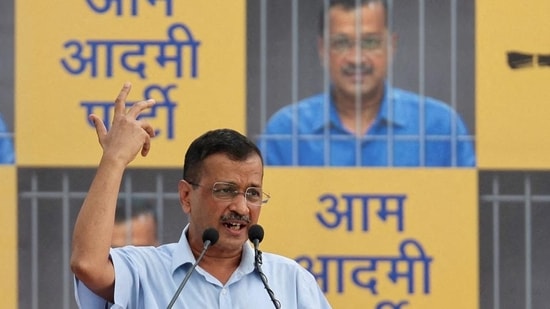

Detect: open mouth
223,222,246,231
342,65,373,76
220,213,251,232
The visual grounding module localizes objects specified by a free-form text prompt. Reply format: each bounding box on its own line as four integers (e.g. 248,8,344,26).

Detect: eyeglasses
329,34,385,54
187,181,270,206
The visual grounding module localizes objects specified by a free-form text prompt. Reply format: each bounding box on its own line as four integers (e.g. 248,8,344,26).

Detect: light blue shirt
0,114,14,164
258,87,475,167
75,225,331,308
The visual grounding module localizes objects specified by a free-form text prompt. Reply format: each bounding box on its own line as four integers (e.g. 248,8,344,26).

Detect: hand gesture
89,82,156,166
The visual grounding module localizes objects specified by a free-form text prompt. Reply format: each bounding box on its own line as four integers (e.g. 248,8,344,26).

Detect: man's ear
178,180,192,213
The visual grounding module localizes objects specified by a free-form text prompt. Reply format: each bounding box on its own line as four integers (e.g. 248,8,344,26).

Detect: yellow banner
16,0,245,167
477,0,550,168
261,169,478,308
0,166,17,308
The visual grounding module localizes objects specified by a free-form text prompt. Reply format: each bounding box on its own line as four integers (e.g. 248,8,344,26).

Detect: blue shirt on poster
74,225,331,309
258,87,475,167
0,114,14,164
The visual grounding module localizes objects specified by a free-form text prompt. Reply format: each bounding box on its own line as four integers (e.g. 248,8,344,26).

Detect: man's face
111,214,158,247
319,2,393,102
180,153,264,254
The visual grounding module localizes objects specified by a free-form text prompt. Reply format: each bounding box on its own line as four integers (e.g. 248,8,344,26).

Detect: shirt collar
307,92,335,132
232,240,256,279
171,224,195,274
377,85,407,127
171,224,256,276
313,85,407,132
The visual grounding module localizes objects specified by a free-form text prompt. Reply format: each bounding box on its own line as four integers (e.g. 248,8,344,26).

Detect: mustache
341,64,373,75
220,212,251,223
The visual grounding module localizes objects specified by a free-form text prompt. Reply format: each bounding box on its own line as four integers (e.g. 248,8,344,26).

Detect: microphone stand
253,243,281,309
167,228,218,309
167,245,209,309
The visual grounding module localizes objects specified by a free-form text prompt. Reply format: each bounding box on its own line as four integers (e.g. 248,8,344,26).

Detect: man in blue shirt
71,83,331,308
257,0,475,167
0,113,14,164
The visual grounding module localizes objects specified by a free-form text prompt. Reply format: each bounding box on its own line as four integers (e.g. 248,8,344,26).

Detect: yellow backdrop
261,169,478,308
477,0,550,168
15,0,547,307
0,166,17,308
16,0,245,167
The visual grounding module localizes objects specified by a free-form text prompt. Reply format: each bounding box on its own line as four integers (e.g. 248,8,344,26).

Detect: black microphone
249,224,264,250
248,224,281,309
167,228,219,309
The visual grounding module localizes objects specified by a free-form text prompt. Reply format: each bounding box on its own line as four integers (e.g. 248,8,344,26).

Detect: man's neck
194,247,242,285
187,229,242,285
333,91,383,135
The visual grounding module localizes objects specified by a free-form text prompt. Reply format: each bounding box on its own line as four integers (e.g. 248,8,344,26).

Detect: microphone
167,228,219,309
248,225,281,309
248,224,264,250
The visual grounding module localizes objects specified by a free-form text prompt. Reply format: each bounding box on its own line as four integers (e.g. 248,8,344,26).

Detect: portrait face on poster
246,0,476,168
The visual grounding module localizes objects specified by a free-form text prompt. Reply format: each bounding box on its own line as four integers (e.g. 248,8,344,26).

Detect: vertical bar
354,0,361,166
123,174,133,244
387,0,394,166
322,0,331,166
31,172,38,309
62,173,70,309
492,175,500,309
156,173,164,244
291,0,299,166
259,0,268,156
524,175,532,309
450,0,458,166
418,0,426,166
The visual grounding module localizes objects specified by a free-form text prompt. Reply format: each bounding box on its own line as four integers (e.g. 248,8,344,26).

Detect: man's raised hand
88,82,156,166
